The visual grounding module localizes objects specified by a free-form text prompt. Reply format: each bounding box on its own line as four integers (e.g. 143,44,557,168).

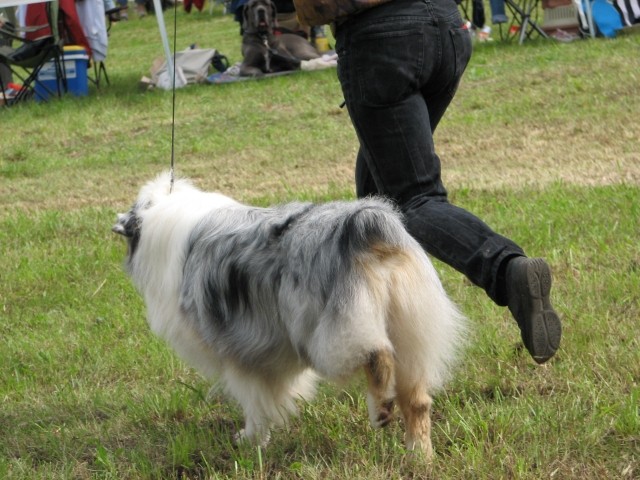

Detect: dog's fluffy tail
343,199,467,391
386,246,467,392
334,198,411,257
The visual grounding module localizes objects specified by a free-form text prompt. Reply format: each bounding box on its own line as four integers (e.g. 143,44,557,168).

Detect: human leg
363,152,561,362
489,0,508,23
336,0,560,362
337,0,517,303
471,0,486,28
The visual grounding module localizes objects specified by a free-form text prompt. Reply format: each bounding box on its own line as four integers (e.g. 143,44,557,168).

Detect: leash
169,0,179,193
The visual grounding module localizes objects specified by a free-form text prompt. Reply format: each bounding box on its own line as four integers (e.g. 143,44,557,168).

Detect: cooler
35,46,89,101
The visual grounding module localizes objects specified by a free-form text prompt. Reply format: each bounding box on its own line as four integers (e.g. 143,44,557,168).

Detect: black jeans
335,0,524,305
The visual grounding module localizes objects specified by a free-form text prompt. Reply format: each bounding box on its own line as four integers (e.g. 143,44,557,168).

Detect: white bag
151,48,218,88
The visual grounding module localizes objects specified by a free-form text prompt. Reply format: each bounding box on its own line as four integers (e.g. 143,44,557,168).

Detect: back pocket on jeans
351,29,424,106
447,26,472,97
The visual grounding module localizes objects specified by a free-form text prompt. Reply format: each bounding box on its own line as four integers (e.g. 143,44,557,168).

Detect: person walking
293,0,562,364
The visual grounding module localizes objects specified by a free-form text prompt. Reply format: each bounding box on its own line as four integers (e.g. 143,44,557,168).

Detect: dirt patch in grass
2,127,636,217
3,100,639,217
440,120,640,190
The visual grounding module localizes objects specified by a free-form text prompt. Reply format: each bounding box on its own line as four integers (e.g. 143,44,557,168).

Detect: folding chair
91,59,109,87
498,0,550,43
0,1,65,106
105,5,128,32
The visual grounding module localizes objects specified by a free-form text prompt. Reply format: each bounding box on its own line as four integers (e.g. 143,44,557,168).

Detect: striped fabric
614,0,640,25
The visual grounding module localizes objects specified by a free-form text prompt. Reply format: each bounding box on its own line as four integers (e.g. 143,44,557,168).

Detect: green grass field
1,5,638,479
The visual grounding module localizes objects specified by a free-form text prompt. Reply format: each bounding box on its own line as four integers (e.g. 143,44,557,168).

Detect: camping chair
498,0,550,43
90,59,109,87
105,5,128,32
0,1,66,106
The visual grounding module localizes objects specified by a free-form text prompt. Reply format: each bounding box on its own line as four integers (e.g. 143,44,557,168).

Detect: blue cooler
35,46,89,101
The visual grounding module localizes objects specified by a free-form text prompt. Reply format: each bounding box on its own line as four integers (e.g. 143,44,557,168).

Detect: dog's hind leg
395,377,434,458
383,247,465,458
363,349,396,429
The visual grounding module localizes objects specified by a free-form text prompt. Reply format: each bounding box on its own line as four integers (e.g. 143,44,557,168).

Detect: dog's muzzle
255,7,269,32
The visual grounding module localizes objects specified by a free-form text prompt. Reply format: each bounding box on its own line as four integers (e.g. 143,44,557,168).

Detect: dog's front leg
240,46,268,77
239,64,266,77
234,419,272,448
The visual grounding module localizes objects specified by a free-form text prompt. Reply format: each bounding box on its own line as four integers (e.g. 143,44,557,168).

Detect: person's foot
476,25,494,42
506,257,561,364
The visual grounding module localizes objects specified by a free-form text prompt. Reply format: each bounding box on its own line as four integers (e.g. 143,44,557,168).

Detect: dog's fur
239,0,320,77
113,173,466,456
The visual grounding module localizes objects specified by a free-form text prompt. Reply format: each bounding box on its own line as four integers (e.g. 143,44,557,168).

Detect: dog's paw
233,428,271,448
376,400,395,428
405,435,434,461
233,429,246,445
367,394,395,429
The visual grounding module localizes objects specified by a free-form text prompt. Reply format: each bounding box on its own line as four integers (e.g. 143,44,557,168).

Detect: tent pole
153,0,175,85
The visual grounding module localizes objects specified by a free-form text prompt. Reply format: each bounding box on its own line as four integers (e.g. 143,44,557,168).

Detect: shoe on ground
477,25,493,42
506,257,562,364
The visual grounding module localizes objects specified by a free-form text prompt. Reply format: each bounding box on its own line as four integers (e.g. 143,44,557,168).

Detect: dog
113,172,466,456
239,0,321,76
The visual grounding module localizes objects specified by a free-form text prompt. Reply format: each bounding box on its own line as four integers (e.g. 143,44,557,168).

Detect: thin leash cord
169,0,178,193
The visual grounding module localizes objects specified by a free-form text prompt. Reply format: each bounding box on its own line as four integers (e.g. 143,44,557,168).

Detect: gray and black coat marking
113,172,465,452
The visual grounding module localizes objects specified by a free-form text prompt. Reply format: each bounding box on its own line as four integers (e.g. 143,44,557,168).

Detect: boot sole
523,258,562,364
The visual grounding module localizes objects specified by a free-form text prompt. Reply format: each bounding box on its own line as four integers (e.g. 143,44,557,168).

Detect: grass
1,4,639,479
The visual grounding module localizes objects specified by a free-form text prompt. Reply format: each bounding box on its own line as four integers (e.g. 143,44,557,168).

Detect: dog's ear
242,4,250,31
269,0,277,24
